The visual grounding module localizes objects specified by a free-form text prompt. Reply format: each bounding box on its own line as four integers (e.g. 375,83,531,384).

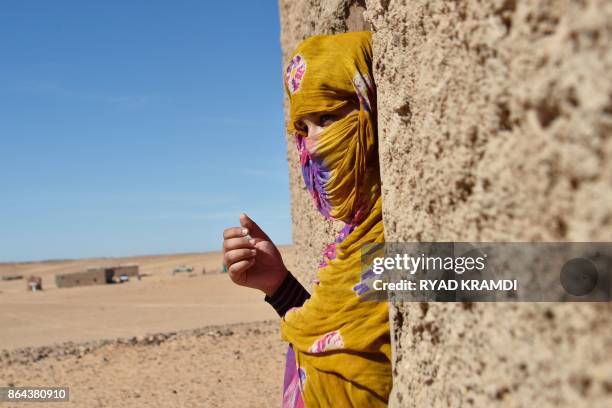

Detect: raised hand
222,213,288,296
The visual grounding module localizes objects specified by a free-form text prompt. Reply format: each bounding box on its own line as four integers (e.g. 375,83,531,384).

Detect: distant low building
55,265,139,288
1,274,23,281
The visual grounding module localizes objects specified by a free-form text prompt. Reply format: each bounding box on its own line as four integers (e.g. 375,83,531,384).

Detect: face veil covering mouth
281,32,391,407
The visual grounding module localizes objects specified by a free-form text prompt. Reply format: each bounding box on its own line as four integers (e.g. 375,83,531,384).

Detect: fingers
239,213,271,241
223,226,249,240
223,236,256,252
224,248,256,269
223,218,259,287
228,258,256,284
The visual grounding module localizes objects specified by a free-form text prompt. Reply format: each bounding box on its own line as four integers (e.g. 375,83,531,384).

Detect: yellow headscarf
282,32,391,407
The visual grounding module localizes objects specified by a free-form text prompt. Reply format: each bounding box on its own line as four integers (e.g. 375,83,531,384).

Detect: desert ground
0,246,297,407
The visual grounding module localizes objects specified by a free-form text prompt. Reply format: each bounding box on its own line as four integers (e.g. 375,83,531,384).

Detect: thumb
240,213,271,242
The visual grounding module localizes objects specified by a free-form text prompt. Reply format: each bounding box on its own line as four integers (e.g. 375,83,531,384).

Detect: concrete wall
56,265,139,288
279,0,612,406
104,265,139,279
56,268,111,288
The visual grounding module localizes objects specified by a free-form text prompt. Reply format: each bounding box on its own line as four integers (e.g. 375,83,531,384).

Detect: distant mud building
55,265,139,288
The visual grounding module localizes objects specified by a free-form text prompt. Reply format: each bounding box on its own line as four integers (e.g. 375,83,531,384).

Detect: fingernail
249,239,256,245
250,249,256,255
242,228,248,235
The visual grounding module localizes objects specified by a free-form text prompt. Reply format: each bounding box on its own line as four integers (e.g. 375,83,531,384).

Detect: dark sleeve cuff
264,272,310,317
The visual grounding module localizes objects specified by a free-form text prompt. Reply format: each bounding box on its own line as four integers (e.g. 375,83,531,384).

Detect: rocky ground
0,249,297,407
0,320,285,407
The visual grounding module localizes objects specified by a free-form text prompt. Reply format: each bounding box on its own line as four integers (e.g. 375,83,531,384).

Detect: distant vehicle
173,265,194,275
118,274,130,283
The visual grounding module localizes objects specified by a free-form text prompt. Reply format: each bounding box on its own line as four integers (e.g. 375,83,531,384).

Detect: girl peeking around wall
222,31,391,407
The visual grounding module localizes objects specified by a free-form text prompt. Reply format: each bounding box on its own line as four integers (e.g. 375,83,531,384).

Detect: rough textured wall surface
279,0,612,406
366,0,612,406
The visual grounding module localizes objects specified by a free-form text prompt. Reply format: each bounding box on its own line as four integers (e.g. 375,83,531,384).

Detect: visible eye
318,114,337,127
295,121,307,133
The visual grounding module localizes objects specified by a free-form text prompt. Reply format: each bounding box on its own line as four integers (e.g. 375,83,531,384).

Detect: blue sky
0,1,292,262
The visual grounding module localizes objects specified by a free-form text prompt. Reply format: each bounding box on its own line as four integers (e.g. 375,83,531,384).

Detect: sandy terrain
0,246,297,407
1,321,285,407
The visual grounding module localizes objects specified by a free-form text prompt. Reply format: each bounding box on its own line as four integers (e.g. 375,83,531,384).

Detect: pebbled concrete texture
279,0,612,406
367,0,612,406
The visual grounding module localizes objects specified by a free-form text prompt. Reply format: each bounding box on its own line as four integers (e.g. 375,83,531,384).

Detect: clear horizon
0,1,292,262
